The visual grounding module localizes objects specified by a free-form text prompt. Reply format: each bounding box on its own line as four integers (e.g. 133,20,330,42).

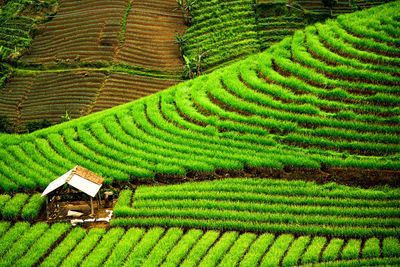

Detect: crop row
294,0,354,15
181,0,382,72
0,3,399,191
92,72,178,113
0,222,397,266
0,71,105,126
182,0,258,71
112,178,400,237
21,0,128,65
0,0,38,59
114,0,187,73
0,193,45,220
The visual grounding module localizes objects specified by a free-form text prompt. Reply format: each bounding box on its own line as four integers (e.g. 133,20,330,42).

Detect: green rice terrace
0,0,400,266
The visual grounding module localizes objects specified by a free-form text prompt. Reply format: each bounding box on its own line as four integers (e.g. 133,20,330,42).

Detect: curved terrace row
0,2,399,192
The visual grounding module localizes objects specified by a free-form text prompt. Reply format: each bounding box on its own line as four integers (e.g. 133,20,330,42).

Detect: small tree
0,115,15,133
183,55,195,79
25,119,52,133
175,32,188,57
176,0,196,12
60,110,71,121
182,49,209,79
174,32,188,48
322,0,338,16
175,0,196,25
194,49,209,77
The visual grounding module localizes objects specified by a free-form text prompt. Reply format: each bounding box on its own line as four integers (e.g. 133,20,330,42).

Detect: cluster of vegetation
0,115,52,134
180,0,258,74
0,0,58,62
112,178,400,237
0,1,398,266
0,115,14,134
0,2,398,191
0,0,186,128
179,0,393,74
0,222,69,267
0,193,45,220
0,222,397,266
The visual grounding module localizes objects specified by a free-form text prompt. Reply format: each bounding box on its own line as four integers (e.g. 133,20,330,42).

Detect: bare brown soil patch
128,166,400,189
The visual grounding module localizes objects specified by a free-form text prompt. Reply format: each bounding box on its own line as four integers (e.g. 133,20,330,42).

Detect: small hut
41,165,104,219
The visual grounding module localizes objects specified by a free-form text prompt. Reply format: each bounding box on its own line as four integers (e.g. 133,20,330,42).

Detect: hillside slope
113,178,400,237
0,0,185,129
181,0,394,73
0,2,399,192
1,220,399,266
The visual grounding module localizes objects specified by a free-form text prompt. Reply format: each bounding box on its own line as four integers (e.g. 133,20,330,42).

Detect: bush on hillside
25,119,52,133
0,115,15,133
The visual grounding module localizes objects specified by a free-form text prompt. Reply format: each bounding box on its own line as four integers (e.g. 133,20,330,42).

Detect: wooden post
90,197,94,216
46,196,49,220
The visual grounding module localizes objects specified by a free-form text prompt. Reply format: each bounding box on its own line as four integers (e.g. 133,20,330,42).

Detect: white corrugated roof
68,174,102,198
41,170,72,197
41,167,103,198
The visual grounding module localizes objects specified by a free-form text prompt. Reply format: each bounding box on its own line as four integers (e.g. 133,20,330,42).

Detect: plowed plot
20,71,105,124
115,0,187,72
0,71,105,126
93,72,179,112
21,0,129,65
0,75,34,123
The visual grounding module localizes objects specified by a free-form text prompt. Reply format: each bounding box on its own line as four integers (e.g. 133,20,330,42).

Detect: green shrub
123,227,165,267
25,119,52,133
362,237,381,258
282,236,311,266
21,194,45,220
60,228,105,267
81,228,125,267
322,238,344,262
239,233,275,267
40,227,86,267
198,231,238,267
301,237,326,264
2,193,29,219
181,230,220,267
260,234,294,266
0,115,15,133
162,229,203,267
341,239,362,260
382,237,400,257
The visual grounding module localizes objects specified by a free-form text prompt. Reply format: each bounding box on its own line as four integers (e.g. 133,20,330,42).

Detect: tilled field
0,0,187,127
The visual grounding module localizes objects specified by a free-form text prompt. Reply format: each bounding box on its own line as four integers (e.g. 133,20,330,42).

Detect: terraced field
114,0,187,72
0,1,399,266
20,0,129,65
1,0,392,127
0,0,57,61
0,2,399,192
257,15,306,51
92,72,180,113
0,193,44,221
110,178,400,265
0,70,106,126
113,178,400,237
181,0,391,72
0,0,186,128
182,0,259,71
293,0,355,15
0,221,398,266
